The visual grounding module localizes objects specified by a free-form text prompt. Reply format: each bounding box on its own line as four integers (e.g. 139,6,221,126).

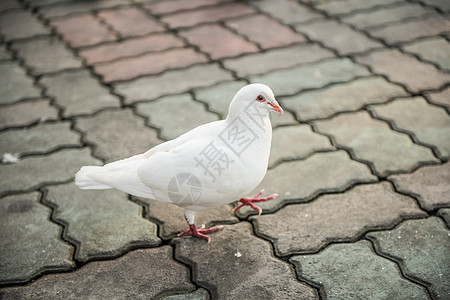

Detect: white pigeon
75,83,283,242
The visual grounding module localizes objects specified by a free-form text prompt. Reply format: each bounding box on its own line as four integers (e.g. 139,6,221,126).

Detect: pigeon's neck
225,102,272,133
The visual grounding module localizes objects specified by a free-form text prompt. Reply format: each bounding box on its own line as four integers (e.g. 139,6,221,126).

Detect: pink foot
232,189,278,215
178,224,223,243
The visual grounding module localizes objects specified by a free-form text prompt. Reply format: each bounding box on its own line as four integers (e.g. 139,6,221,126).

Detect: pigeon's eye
256,95,265,102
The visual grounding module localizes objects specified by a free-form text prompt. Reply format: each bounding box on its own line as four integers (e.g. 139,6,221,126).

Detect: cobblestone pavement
0,0,449,299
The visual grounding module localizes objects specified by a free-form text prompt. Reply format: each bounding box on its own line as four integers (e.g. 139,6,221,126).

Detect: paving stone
0,10,49,40
313,111,439,177
0,0,21,12
236,150,377,217
313,0,405,16
249,57,371,96
75,109,161,162
369,96,450,159
0,246,195,299
369,14,450,44
136,93,219,140
417,0,450,11
79,33,184,64
115,64,233,104
0,61,42,104
438,208,450,226
425,86,450,111
161,289,209,300
45,182,160,262
401,37,450,71
223,43,335,77
11,36,82,74
368,217,450,299
254,182,425,256
389,162,450,211
355,49,450,93
51,13,116,48
249,0,323,24
0,99,58,130
25,0,71,7
269,125,334,168
0,44,11,60
225,14,306,49
39,69,120,117
0,192,74,284
94,48,208,83
0,122,80,157
145,0,232,15
161,2,256,29
341,2,436,30
98,6,165,38
0,148,100,194
294,19,382,55
38,0,127,19
291,240,429,299
179,24,259,60
281,77,408,121
173,222,318,300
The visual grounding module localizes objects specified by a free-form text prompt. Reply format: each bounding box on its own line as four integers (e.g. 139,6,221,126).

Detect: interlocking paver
0,192,74,284
355,49,450,93
179,24,259,60
236,150,377,217
418,0,450,12
161,2,256,29
269,125,334,168
25,0,71,7
223,43,334,77
45,182,160,262
0,0,21,12
295,19,382,55
254,182,425,256
313,111,439,177
312,0,404,15
11,36,82,74
249,57,371,96
0,10,49,40
0,99,58,130
78,33,184,64
369,14,450,44
145,0,232,15
39,69,120,117
389,162,450,211
94,48,208,83
114,63,233,104
225,15,306,49
249,0,322,24
0,148,100,195
401,37,450,71
161,289,209,300
136,93,219,140
291,240,429,299
281,76,407,121
0,246,195,299
368,217,450,299
174,222,318,299
75,109,161,162
426,86,450,111
0,61,42,104
370,96,450,159
0,44,11,60
438,208,450,226
38,0,127,19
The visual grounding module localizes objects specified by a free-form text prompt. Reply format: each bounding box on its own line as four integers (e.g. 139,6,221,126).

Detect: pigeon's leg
177,210,223,243
232,189,278,215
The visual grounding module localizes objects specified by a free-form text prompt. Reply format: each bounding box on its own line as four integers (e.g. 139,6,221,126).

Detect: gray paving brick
0,148,100,195
0,10,49,40
402,37,450,71
237,150,377,217
75,109,162,162
281,76,408,121
45,182,160,262
0,0,21,12
174,222,318,300
291,240,429,299
0,61,42,104
115,64,233,104
368,217,450,299
370,96,450,159
39,69,120,117
11,36,83,75
438,208,450,226
418,0,450,11
39,0,127,19
0,192,74,284
136,93,219,140
0,44,11,60
253,182,425,256
250,0,322,24
389,162,450,211
250,57,371,96
161,289,209,300
0,99,58,130
355,49,450,93
313,0,403,16
0,246,195,299
426,86,450,111
294,19,382,55
223,43,335,77
313,111,439,177
24,0,71,7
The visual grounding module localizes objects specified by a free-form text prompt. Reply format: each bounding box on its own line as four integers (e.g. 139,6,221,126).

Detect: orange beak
268,99,283,114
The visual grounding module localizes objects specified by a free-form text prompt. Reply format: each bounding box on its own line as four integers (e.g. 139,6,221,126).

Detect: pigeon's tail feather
75,166,112,189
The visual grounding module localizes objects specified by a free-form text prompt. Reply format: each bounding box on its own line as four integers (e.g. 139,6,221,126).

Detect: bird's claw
232,190,278,215
178,224,224,243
